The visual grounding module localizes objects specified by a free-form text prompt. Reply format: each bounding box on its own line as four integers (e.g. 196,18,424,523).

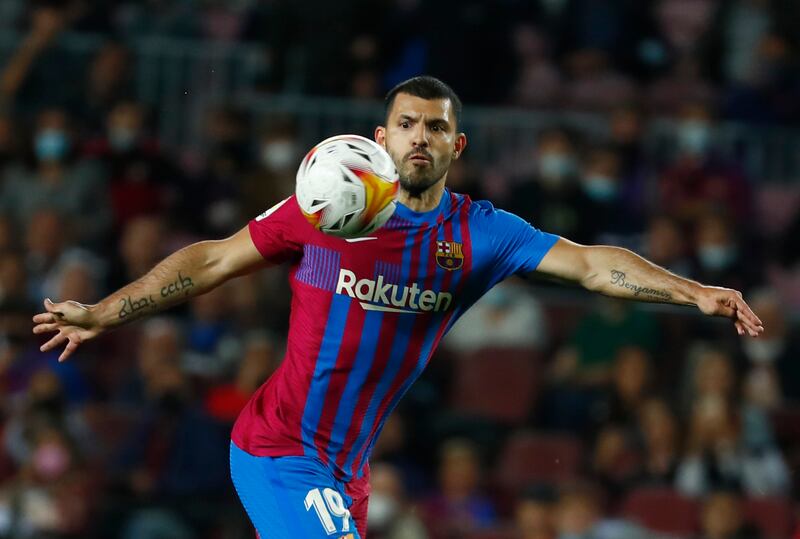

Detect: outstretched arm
32,225,267,361
535,238,764,337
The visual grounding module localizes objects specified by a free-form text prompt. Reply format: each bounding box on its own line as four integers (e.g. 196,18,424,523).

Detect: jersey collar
393,188,452,225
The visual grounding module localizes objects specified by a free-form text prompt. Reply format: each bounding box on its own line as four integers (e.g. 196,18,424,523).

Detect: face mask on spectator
697,244,735,271
34,129,69,162
677,121,711,156
260,140,297,171
366,492,398,529
109,127,139,153
744,338,784,364
583,174,618,202
538,153,576,184
32,442,71,481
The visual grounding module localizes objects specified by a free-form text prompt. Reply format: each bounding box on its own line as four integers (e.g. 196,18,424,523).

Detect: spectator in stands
698,490,761,539
692,211,760,292
553,483,600,539
204,330,278,423
641,215,694,277
80,42,134,133
646,57,716,116
371,413,426,497
183,282,242,378
544,300,658,431
110,214,167,288
515,484,557,539
511,24,561,109
24,210,68,303
0,424,95,538
241,119,301,222
42,249,104,306
507,128,593,244
84,100,180,231
658,102,752,223
562,49,637,112
579,145,642,244
443,279,547,353
0,250,27,306
368,462,429,539
740,289,800,403
675,392,790,498
188,106,249,235
422,438,497,536
607,104,652,217
588,425,637,500
3,368,93,469
111,356,230,531
0,108,110,246
634,398,680,487
593,346,653,432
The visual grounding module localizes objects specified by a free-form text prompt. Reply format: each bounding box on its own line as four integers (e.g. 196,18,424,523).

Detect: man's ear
453,132,467,159
374,126,386,149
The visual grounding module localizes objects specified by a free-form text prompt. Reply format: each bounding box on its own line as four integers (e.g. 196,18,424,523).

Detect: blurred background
0,0,799,538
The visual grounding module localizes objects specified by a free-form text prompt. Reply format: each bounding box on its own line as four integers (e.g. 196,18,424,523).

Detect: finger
737,316,763,337
32,312,57,324
715,300,736,318
43,298,64,318
33,323,60,334
734,320,745,336
59,338,80,363
40,332,67,352
735,304,764,334
734,297,763,327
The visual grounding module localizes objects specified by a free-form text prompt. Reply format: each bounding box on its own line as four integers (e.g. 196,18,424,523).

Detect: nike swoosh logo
343,237,378,243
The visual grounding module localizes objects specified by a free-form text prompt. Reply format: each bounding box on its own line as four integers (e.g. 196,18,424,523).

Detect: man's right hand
32,298,103,362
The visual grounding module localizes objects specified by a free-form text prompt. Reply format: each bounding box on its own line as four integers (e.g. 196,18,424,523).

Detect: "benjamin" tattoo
610,270,672,300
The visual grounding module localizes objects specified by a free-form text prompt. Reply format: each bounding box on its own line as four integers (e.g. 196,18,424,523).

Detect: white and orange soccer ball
295,134,399,238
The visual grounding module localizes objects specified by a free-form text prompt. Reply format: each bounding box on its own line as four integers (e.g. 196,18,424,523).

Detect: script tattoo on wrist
118,295,157,320
161,271,195,299
610,270,672,301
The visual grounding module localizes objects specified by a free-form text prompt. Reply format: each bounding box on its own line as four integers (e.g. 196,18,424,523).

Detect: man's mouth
408,154,431,164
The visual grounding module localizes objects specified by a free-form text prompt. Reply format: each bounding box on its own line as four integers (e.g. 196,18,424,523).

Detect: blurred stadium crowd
0,1,800,538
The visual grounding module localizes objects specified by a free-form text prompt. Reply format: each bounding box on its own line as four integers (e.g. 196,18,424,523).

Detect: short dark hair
384,76,462,125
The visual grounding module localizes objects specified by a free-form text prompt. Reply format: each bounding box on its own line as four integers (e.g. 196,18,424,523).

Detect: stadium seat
450,347,541,424
744,497,793,539
621,487,699,537
495,431,583,491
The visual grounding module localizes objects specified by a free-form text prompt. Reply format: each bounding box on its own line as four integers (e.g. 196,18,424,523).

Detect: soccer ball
295,134,399,238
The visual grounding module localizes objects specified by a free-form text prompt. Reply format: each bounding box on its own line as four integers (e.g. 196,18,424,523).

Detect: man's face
376,93,465,197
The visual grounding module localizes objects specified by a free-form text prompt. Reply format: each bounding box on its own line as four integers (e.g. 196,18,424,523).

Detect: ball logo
435,241,464,271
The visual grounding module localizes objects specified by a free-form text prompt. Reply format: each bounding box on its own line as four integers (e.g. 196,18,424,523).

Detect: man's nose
411,123,429,147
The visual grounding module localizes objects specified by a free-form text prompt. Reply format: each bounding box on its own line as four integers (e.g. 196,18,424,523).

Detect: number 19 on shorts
305,488,352,534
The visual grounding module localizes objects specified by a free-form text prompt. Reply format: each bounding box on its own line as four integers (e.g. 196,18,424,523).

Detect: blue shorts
229,441,367,539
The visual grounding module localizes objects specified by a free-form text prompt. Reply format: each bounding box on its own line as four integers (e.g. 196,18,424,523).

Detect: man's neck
396,177,446,212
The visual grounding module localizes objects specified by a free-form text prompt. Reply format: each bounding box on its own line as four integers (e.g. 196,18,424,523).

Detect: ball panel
295,134,399,238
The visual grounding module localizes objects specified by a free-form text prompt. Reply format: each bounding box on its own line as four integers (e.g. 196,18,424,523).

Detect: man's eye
431,125,441,132
400,122,409,128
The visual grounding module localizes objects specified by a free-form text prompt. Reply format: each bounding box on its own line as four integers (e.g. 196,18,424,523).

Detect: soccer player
32,76,763,539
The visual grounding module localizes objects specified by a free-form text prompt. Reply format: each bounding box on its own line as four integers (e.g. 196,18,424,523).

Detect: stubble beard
395,153,451,198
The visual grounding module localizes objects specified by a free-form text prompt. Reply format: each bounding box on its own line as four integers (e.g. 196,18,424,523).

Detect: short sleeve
247,196,308,264
474,201,559,278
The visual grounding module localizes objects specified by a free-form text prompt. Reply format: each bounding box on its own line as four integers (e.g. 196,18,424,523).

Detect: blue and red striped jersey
231,190,558,494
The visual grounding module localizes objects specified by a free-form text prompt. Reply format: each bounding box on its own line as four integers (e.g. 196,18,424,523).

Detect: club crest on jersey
435,241,464,271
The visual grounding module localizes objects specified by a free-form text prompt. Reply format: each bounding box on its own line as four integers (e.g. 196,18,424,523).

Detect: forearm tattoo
161,271,195,298
118,295,157,320
610,270,672,301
